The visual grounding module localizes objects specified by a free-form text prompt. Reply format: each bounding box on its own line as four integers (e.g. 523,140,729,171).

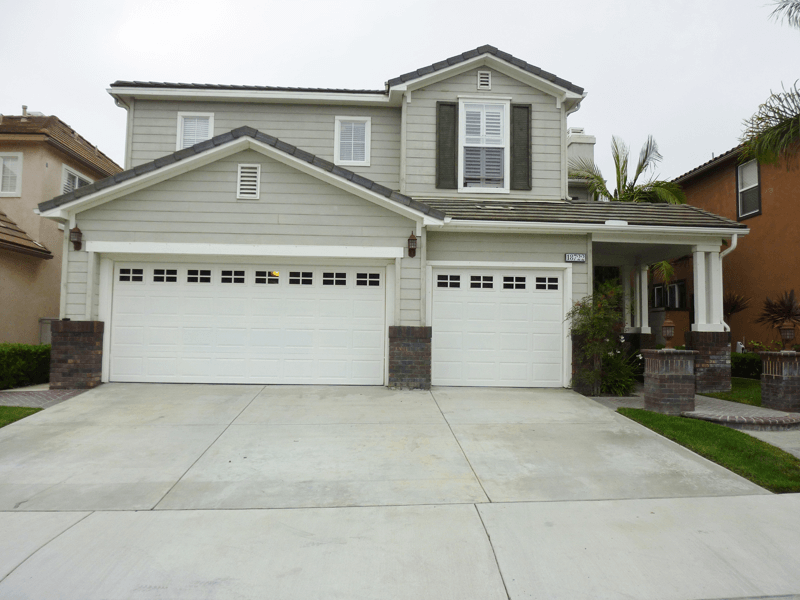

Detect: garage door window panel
255,270,280,285
119,268,144,283
221,270,246,284
187,269,212,283
535,276,559,290
503,276,526,290
470,275,493,289
153,268,178,283
323,272,347,286
437,274,461,288
289,271,313,285
356,273,381,287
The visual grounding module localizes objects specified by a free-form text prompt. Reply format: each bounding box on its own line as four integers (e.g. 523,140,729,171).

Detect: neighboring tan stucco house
650,145,800,349
0,110,121,344
37,46,747,389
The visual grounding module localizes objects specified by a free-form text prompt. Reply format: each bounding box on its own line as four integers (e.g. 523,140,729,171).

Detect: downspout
719,234,738,332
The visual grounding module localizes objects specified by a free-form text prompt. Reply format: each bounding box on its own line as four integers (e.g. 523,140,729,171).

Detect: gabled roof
38,126,446,221
387,45,584,95
673,144,742,183
422,199,747,230
0,209,53,259
0,115,122,177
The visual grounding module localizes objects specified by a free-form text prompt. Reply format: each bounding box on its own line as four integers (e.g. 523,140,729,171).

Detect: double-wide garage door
110,263,386,384
432,268,565,387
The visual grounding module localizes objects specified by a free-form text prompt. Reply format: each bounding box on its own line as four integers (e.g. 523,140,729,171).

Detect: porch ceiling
593,241,696,266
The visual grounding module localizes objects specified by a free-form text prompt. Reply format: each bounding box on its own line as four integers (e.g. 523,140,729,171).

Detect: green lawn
0,406,42,428
700,377,762,406
618,407,800,493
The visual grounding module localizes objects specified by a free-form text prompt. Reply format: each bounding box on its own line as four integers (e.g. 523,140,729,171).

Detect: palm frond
771,0,800,28
568,157,613,201
635,180,687,204
631,135,663,186
610,136,629,200
650,260,674,285
740,81,800,166
724,292,751,319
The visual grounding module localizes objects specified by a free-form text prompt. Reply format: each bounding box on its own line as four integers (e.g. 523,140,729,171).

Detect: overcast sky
2,0,796,183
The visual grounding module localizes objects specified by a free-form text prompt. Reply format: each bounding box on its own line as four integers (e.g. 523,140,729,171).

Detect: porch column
692,249,708,330
692,248,724,332
639,264,651,334
622,265,634,332
707,250,724,328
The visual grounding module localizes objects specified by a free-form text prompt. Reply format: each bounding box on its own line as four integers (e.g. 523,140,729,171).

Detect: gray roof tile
37,126,445,220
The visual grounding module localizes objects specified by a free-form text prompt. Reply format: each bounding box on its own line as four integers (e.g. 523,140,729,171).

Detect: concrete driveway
1,384,799,599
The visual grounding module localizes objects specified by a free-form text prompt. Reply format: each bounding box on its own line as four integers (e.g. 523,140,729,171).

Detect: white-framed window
737,159,760,219
477,71,492,90
177,112,214,150
62,165,92,195
237,164,260,200
458,100,510,193
0,152,23,197
334,116,371,167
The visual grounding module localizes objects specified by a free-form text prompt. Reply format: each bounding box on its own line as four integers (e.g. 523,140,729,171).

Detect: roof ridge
38,126,445,221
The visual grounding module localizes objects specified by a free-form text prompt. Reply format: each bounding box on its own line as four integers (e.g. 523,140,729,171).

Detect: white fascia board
85,241,403,259
401,55,582,102
108,88,393,107
40,136,439,225
432,219,748,241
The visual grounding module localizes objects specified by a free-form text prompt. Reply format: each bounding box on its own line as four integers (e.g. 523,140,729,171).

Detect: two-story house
0,109,121,344
37,46,747,390
650,144,799,350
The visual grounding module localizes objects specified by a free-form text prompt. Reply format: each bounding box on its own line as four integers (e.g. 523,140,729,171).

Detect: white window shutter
237,164,260,199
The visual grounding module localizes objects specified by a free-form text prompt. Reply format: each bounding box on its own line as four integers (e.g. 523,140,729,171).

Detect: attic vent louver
237,164,260,200
477,71,491,90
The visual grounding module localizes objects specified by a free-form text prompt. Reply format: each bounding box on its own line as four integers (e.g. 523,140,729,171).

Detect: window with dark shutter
436,102,458,189
510,104,532,191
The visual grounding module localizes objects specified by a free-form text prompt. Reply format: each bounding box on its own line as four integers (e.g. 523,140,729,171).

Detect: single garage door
432,268,564,387
110,263,386,384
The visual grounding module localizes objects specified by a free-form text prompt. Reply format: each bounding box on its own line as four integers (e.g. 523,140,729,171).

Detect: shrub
731,352,762,380
0,344,51,390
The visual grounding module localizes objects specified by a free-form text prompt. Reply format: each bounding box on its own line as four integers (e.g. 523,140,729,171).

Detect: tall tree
568,135,686,204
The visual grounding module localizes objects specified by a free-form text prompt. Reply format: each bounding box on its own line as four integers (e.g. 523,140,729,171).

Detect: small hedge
0,344,51,391
731,352,762,380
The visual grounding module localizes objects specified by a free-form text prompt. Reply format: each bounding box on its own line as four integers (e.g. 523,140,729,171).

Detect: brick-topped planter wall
684,331,731,393
388,326,432,390
642,349,698,415
50,320,104,390
760,351,800,412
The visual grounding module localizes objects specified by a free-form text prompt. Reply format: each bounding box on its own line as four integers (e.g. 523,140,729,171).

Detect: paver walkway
0,388,87,409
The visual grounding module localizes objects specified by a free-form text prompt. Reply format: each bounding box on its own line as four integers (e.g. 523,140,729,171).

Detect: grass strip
700,377,762,406
0,406,42,429
618,407,800,493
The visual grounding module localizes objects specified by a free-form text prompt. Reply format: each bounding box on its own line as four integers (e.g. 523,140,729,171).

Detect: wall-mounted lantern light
662,317,675,349
408,232,417,258
69,226,83,251
780,319,796,350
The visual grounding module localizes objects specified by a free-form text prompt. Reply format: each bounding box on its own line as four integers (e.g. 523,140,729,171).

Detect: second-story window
737,159,760,219
177,113,214,150
459,101,509,192
62,166,92,194
0,153,22,197
334,116,371,167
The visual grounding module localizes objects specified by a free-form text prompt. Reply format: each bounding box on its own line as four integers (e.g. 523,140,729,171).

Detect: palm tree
740,2,800,164
569,136,687,205
771,0,800,28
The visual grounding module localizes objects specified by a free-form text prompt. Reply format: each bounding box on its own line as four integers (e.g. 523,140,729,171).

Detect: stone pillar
684,331,732,393
388,326,431,390
642,349,698,415
760,351,800,412
49,320,104,390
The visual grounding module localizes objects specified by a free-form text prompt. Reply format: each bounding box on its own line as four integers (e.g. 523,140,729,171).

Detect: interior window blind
463,103,505,188
182,116,211,149
0,156,18,192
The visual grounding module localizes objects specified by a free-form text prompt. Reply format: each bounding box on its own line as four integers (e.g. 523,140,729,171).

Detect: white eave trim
85,241,404,259
108,87,392,106
38,136,440,225
431,219,749,239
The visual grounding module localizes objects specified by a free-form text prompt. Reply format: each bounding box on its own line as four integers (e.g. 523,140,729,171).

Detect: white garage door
432,268,564,387
110,263,386,384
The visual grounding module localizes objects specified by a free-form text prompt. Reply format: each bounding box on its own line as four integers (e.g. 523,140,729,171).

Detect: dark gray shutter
510,104,532,191
436,102,458,189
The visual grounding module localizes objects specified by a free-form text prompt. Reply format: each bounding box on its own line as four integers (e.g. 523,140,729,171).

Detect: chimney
567,127,596,166
21,105,28,122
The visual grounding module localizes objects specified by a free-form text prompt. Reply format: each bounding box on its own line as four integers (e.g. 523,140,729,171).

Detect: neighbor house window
459,101,509,192
652,285,665,308
177,113,214,150
334,116,370,166
653,282,686,309
0,152,23,196
62,165,92,194
737,159,760,219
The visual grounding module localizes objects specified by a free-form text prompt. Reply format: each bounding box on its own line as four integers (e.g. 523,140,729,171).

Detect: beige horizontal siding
131,101,401,190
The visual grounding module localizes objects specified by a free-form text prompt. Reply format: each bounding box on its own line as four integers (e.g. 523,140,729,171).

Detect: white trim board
85,241,404,259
